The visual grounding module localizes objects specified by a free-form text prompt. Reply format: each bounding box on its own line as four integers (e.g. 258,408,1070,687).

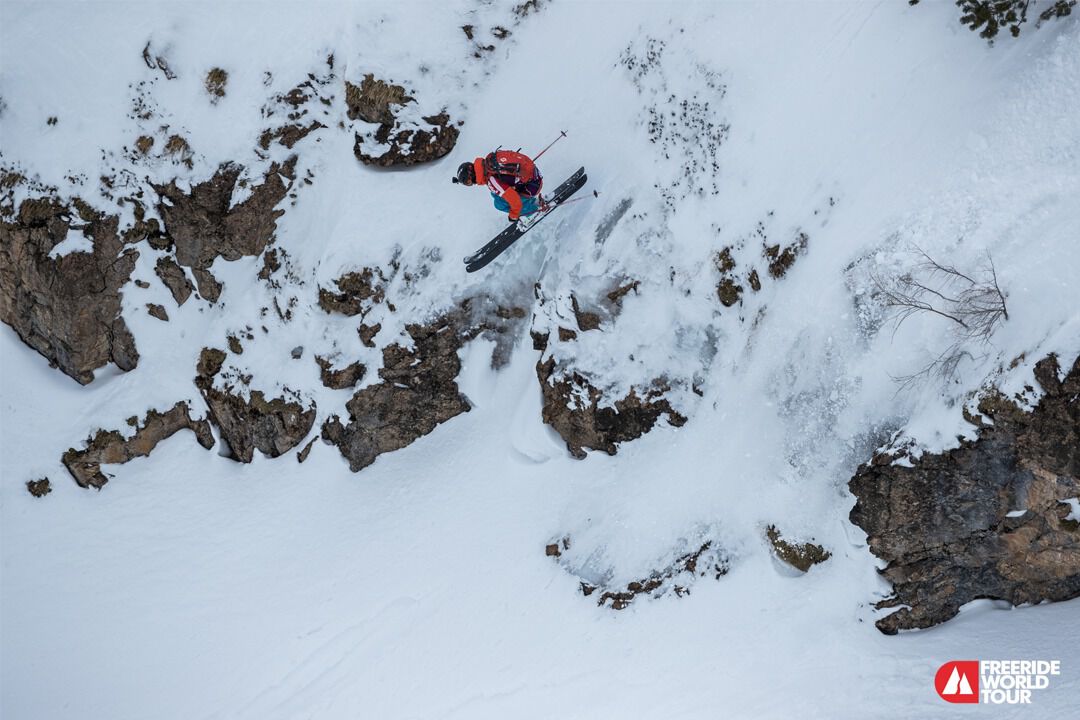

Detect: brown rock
147,303,169,321
345,74,414,125
316,355,366,389
748,269,761,292
27,478,51,497
717,278,742,307
202,386,316,463
849,354,1080,634
191,267,222,303
552,540,728,611
154,256,193,305
538,357,686,459
318,268,386,316
258,121,325,150
62,402,214,489
764,231,808,279
354,109,460,167
606,280,640,307
321,313,470,472
571,295,601,331
297,437,316,463
193,346,315,463
195,347,226,389
358,322,381,347
153,158,295,290
765,525,831,572
0,197,139,384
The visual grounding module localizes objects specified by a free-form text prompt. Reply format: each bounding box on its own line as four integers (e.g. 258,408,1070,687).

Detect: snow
3,1,1080,719
45,226,94,259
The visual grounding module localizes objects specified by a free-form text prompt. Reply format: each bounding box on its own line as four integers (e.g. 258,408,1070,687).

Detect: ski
463,167,587,272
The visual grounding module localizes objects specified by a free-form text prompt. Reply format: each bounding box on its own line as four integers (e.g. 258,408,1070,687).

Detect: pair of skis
463,167,588,273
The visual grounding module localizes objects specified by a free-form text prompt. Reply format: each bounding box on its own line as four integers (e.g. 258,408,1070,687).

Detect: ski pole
553,190,598,208
533,130,567,161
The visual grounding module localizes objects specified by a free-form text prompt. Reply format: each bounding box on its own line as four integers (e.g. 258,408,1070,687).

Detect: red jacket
472,150,541,220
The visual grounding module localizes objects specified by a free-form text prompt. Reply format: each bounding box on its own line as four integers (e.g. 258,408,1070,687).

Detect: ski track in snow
2,1,1080,718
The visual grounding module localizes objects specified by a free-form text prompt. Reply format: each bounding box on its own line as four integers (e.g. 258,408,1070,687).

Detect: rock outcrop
195,348,316,463
319,310,473,470
153,159,296,301
0,198,139,384
154,256,194,305
317,267,386,317
62,402,214,489
322,313,471,471
347,75,459,167
536,352,686,459
765,525,831,572
315,356,366,390
849,354,1080,634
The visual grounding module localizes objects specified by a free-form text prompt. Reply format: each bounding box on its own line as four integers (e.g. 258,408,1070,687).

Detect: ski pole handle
533,130,567,161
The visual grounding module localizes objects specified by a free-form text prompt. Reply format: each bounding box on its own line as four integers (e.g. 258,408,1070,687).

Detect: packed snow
2,1,1079,718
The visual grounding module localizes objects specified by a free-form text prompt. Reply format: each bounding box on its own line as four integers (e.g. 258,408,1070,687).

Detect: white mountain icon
943,667,974,695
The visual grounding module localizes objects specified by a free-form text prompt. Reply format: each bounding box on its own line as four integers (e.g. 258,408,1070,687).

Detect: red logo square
936,661,980,703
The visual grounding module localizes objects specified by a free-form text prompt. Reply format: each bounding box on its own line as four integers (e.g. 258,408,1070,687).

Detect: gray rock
849,354,1080,634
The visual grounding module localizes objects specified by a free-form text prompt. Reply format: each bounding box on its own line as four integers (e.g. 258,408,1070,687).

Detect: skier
452,149,544,227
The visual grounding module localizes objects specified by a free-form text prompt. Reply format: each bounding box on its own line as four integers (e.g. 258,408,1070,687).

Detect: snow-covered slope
3,1,1079,718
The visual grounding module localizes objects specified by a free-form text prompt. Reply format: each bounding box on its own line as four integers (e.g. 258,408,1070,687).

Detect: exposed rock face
849,354,1080,634
537,356,687,459
322,313,471,471
0,198,139,384
345,75,413,125
765,525,831,572
195,347,316,463
570,295,601,332
347,75,459,167
317,267,386,317
62,402,214,489
152,159,296,300
315,356,366,390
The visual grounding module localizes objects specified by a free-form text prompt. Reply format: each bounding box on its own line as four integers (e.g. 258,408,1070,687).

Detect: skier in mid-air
452,149,544,229
455,133,587,272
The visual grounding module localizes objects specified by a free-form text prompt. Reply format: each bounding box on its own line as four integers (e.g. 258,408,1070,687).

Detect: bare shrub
873,246,1009,387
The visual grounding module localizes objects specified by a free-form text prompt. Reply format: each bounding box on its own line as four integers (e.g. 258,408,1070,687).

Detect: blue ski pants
492,194,540,216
